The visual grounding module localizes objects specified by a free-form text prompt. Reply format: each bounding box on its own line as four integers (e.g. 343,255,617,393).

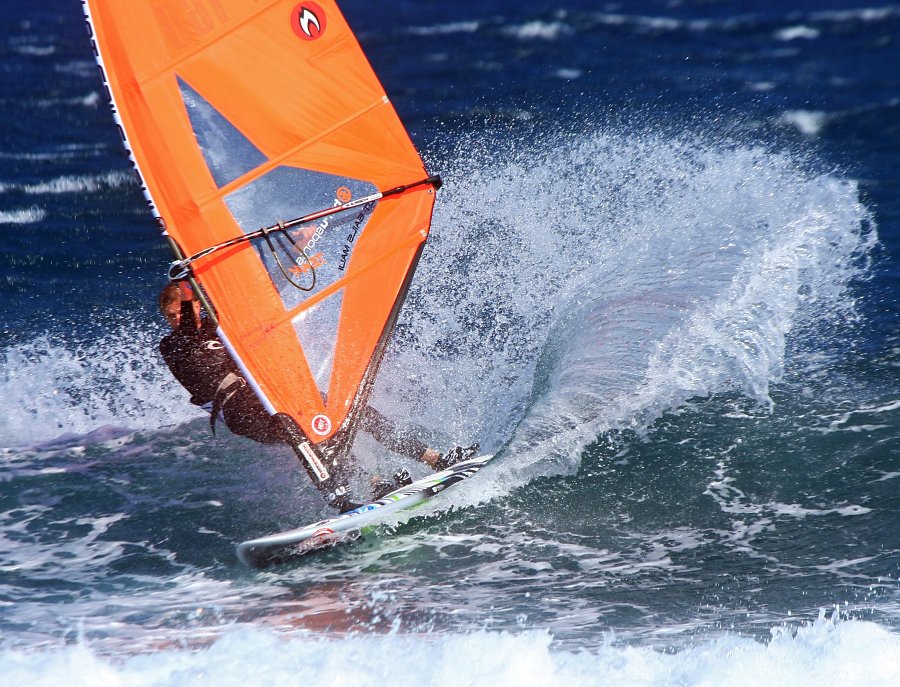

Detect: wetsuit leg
221,387,289,445
359,406,428,461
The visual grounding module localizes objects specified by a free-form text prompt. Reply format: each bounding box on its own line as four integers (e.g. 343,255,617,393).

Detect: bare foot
419,448,440,468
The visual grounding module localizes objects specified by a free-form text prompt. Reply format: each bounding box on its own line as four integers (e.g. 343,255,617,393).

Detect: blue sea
1,0,898,684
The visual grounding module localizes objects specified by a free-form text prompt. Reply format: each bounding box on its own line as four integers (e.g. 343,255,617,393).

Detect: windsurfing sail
83,1,439,486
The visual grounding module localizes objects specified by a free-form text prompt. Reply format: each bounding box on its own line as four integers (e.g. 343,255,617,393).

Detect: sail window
178,76,267,188
224,166,377,310
293,289,344,403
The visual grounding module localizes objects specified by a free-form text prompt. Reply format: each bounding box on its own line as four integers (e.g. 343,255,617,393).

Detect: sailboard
83,1,440,491
237,454,494,567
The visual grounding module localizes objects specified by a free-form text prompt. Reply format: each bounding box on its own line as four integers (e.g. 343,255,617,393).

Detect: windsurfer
159,281,283,444
158,282,477,507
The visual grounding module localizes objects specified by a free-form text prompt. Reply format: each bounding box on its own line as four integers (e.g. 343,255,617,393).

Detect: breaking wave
376,126,875,499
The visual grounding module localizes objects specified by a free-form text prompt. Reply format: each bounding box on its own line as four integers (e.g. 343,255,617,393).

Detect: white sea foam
376,128,875,504
0,206,44,224
0,328,201,448
0,509,128,576
77,92,100,107
14,45,56,57
0,170,134,195
52,60,96,78
504,20,573,41
700,456,875,557
33,92,102,109
407,21,480,36
2,615,898,687
592,13,683,31
810,397,900,434
0,144,109,162
775,26,821,41
588,12,743,33
781,110,828,136
591,6,898,34
766,502,872,519
811,6,900,23
554,68,583,80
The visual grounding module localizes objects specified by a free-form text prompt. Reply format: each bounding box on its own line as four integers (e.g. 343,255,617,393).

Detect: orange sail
83,1,438,480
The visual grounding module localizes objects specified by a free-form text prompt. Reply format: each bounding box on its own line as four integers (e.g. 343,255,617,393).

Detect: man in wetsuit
158,282,477,507
159,281,283,444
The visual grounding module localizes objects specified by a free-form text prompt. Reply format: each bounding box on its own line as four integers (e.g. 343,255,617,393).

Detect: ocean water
1,0,898,684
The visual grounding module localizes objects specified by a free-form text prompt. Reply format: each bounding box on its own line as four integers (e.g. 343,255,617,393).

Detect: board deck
237,454,494,567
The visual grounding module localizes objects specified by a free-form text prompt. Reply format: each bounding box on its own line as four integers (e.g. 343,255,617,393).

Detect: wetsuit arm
359,406,429,461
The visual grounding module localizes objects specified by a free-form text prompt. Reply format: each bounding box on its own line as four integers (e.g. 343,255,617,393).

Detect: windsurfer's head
159,282,200,329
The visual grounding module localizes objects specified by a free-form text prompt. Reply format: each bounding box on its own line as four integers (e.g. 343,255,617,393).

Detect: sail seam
202,97,390,208
137,1,284,88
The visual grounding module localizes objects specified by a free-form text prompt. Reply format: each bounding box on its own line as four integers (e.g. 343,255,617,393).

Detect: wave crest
378,128,875,492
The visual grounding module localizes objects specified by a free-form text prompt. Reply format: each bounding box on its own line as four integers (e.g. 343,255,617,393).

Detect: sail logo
299,441,330,481
303,216,329,253
338,201,375,272
290,251,325,277
311,414,332,436
291,3,326,41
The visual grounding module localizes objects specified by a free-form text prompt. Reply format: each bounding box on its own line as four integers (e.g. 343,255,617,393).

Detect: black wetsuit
357,406,428,462
159,302,284,444
159,301,427,460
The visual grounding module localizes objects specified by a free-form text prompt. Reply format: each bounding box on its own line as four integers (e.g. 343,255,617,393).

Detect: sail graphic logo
311,413,332,436
291,3,326,41
299,442,330,481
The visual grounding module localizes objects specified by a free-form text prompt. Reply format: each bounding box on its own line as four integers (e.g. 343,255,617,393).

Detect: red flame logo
291,3,326,41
